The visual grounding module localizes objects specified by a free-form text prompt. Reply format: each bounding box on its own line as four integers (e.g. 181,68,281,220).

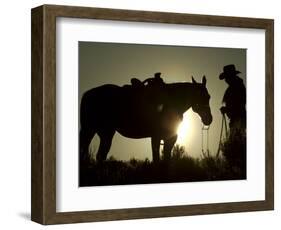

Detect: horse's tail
80,87,100,129
80,84,121,129
80,91,91,129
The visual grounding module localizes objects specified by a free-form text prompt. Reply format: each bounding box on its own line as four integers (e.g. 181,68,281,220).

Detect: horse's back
80,83,153,131
83,84,120,97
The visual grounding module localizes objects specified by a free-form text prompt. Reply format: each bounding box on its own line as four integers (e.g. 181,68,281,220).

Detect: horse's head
191,76,213,126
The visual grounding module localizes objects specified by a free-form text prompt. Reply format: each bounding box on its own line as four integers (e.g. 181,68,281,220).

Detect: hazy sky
79,42,246,160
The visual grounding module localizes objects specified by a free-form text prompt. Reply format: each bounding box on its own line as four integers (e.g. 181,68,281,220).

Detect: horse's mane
163,82,204,96
164,82,203,88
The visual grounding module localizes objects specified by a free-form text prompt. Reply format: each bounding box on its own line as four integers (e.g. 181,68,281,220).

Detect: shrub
80,141,246,186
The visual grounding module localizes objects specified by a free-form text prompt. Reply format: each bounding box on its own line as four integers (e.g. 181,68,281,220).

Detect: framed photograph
31,4,274,225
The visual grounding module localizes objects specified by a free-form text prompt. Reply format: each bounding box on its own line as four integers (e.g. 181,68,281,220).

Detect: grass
79,133,246,186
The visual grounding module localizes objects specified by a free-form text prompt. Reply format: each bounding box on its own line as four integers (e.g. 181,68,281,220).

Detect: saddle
121,82,164,119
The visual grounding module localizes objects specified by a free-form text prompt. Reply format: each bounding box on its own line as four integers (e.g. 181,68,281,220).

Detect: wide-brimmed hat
219,64,241,80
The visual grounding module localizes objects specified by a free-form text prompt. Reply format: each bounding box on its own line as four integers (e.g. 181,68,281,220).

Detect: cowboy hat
219,64,241,80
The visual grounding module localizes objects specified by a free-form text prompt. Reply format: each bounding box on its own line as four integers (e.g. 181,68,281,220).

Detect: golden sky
79,42,246,160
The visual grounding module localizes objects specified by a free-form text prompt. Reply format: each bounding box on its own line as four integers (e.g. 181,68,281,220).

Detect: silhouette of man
219,64,246,134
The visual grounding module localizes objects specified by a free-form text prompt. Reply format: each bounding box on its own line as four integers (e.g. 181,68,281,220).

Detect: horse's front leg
151,137,160,163
163,135,178,161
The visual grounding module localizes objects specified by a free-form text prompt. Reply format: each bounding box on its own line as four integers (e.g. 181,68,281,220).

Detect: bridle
201,124,210,153
216,113,228,157
193,103,212,154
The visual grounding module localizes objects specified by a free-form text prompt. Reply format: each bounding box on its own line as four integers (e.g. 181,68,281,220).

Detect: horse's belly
116,128,151,139
116,126,177,140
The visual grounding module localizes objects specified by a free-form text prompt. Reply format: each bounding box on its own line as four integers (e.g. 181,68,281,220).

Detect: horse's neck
163,83,197,112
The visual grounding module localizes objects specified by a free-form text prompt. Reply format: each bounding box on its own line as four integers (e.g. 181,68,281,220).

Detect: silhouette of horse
80,76,212,163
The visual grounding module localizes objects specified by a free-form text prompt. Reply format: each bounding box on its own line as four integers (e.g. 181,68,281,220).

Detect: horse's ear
192,76,197,84
202,75,206,86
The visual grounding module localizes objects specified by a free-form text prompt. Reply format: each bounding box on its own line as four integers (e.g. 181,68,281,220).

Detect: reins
216,113,228,157
201,124,210,153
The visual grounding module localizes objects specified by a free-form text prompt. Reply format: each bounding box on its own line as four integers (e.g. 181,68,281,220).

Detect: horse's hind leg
163,135,178,161
79,128,95,164
96,130,115,162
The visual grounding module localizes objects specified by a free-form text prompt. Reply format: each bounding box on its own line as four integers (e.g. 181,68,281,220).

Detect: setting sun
176,111,193,147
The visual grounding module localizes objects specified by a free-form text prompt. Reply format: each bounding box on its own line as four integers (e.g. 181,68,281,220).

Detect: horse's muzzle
202,115,213,126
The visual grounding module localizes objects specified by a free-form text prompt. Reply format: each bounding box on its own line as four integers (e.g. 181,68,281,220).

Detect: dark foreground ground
80,133,246,186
